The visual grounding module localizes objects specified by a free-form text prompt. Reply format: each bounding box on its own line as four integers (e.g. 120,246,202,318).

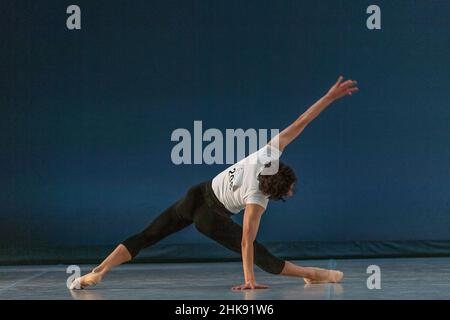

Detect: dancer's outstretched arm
232,203,267,290
269,76,358,152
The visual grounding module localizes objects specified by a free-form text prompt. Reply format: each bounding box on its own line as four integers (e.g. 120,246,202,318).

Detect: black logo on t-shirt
228,168,236,191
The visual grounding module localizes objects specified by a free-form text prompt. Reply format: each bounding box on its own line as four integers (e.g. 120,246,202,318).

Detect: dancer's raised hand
325,76,359,101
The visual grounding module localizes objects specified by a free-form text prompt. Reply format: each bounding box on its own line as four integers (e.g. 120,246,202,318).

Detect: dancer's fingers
339,79,356,88
231,284,247,290
254,284,269,289
231,283,268,290
334,75,344,87
347,87,359,96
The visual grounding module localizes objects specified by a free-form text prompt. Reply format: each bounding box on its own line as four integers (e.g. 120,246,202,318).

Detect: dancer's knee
193,211,216,237
194,219,213,237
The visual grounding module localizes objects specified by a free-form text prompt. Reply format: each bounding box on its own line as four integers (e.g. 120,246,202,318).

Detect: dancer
70,76,358,290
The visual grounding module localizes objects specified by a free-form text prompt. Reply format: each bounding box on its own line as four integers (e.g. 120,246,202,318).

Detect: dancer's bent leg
193,207,343,283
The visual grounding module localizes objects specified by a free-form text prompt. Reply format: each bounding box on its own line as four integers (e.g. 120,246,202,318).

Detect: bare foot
69,271,103,290
304,270,344,284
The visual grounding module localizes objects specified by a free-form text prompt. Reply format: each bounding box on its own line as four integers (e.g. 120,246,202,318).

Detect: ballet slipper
303,270,344,284
69,271,103,290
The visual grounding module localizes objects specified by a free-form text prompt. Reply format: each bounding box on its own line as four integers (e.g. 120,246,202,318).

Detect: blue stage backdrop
1,0,449,264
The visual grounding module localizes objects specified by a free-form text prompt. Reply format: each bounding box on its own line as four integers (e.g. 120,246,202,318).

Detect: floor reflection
70,289,106,300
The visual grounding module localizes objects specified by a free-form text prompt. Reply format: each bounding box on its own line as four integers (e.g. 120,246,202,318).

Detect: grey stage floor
1,257,449,300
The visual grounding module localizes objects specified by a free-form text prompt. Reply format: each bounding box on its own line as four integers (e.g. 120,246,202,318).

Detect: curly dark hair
258,161,297,201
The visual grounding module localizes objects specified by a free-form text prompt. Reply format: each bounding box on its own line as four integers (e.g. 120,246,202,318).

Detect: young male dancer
70,76,358,290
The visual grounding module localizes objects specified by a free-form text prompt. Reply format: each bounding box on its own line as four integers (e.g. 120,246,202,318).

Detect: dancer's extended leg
69,184,201,290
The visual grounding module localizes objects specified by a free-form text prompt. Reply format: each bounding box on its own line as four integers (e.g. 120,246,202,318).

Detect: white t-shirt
211,144,283,214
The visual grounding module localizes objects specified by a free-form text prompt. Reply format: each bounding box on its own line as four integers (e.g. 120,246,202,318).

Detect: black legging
121,180,286,275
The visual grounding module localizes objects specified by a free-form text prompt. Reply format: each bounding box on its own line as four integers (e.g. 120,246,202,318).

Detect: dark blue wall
1,1,449,254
